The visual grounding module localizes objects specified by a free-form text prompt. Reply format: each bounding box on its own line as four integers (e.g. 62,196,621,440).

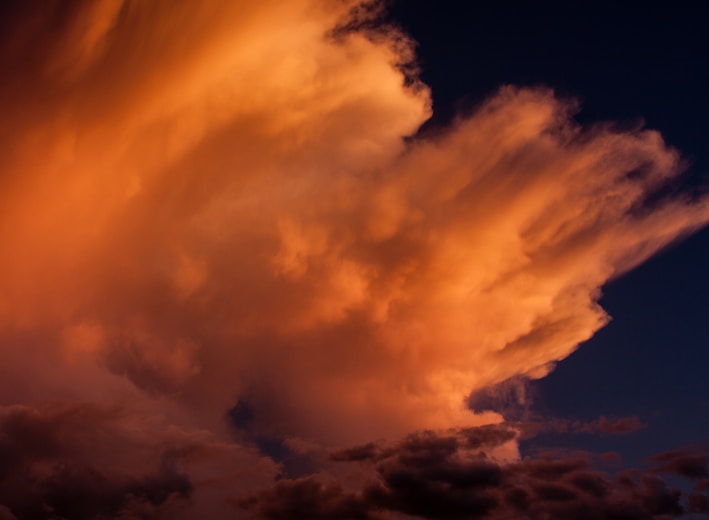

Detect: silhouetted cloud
236,478,371,520
0,401,282,519
650,448,709,480
0,403,192,519
241,426,709,519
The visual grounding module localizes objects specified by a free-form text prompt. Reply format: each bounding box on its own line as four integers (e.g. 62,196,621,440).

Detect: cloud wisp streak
0,1,707,517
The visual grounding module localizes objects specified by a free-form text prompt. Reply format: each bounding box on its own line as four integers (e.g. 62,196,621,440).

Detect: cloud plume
0,0,708,516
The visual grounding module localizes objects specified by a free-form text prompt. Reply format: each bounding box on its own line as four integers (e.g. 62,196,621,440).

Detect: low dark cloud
0,402,194,519
650,448,709,480
688,491,709,514
236,478,370,520
240,425,709,519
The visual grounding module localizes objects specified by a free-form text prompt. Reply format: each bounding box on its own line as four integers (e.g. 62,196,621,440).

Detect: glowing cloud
0,0,708,515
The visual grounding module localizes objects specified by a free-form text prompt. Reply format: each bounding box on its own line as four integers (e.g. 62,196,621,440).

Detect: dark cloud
241,426,708,519
236,477,371,520
0,461,191,520
330,442,380,463
330,424,518,465
590,416,647,435
688,492,709,514
697,479,709,491
0,403,193,519
650,448,709,480
600,451,621,464
468,376,532,420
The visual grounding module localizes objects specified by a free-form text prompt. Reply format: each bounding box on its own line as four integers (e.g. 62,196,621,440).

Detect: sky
0,1,707,519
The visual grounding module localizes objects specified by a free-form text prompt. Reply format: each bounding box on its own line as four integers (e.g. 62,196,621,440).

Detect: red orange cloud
0,1,707,516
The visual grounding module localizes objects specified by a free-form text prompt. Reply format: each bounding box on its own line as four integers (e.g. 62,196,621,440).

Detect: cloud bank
0,0,708,516
241,427,709,519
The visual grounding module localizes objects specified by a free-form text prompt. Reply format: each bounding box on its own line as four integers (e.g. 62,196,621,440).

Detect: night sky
0,2,707,519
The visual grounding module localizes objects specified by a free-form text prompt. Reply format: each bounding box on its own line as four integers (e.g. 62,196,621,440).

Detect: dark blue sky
388,2,709,467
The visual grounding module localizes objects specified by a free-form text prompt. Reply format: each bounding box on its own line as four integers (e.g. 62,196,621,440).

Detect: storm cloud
241,426,708,519
0,0,707,517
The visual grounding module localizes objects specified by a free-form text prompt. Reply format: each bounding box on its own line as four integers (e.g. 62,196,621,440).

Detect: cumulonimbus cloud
0,0,708,516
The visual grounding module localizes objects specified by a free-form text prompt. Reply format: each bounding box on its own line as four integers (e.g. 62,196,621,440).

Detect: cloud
588,416,647,435
468,375,532,420
0,402,192,519
531,415,648,436
0,0,708,516
241,426,708,519
4,0,706,441
468,377,646,436
650,448,709,480
236,478,371,520
0,401,279,519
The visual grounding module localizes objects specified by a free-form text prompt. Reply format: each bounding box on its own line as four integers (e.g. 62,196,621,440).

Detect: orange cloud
0,1,707,501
